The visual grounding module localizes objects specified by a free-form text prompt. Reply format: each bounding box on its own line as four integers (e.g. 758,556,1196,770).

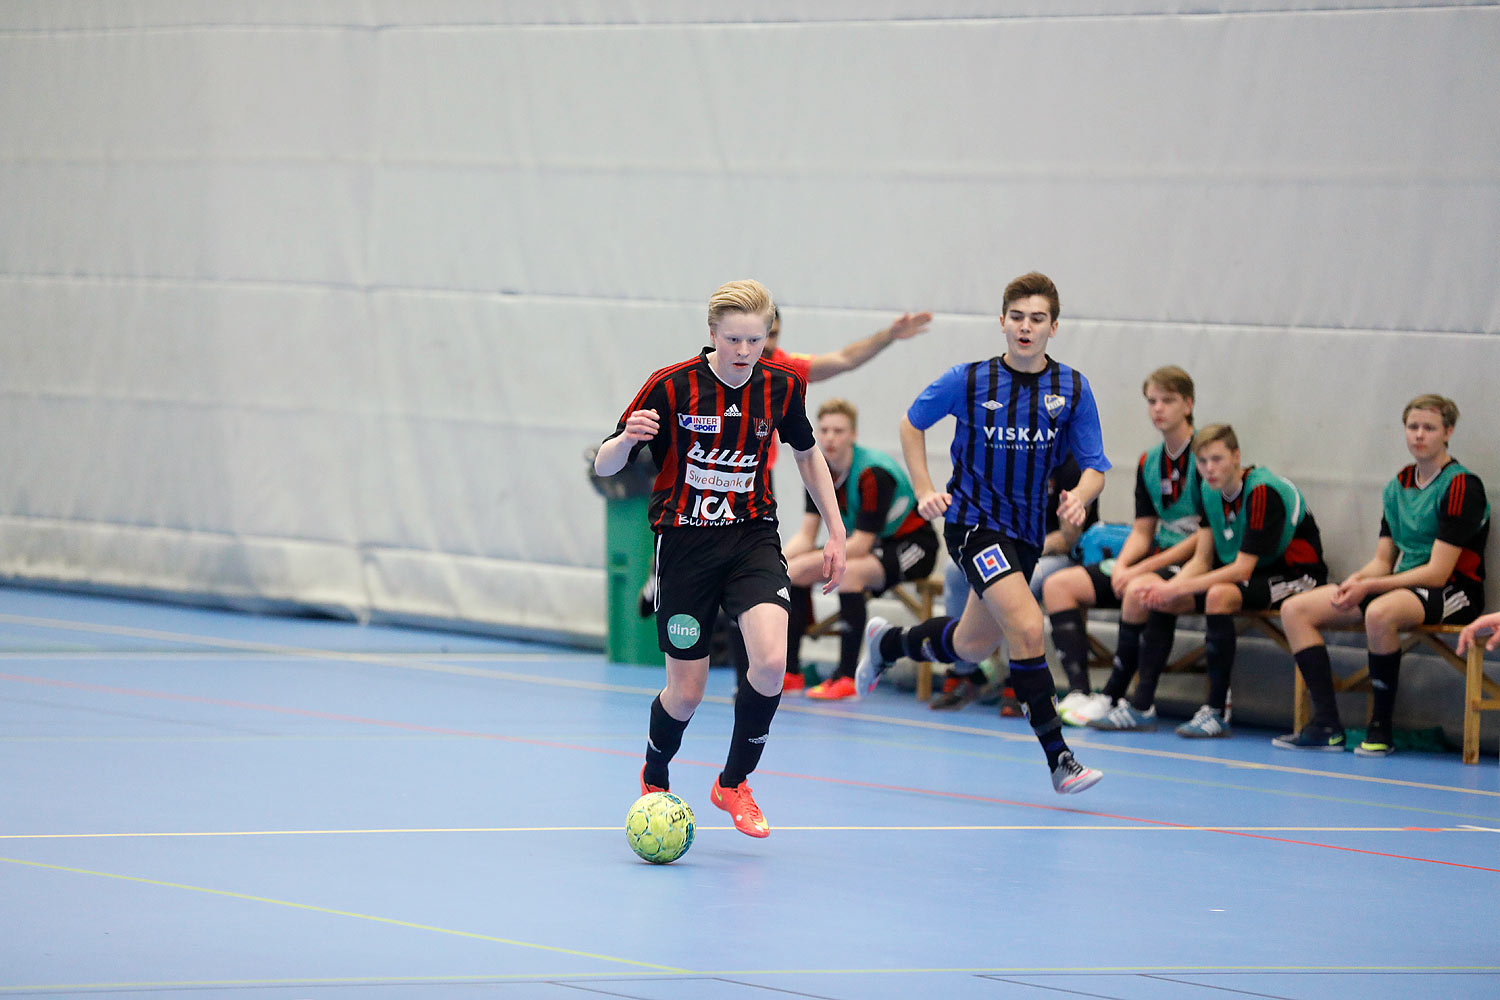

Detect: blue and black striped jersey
907,355,1110,547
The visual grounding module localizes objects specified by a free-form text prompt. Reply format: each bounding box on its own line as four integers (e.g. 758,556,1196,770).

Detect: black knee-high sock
1367,650,1402,729
1102,619,1146,700
1204,614,1236,713
835,592,867,679
1293,645,1342,729
785,585,812,675
729,617,749,687
720,683,782,788
644,695,691,790
893,617,960,663
1049,609,1091,694
1009,655,1068,768
1129,612,1177,711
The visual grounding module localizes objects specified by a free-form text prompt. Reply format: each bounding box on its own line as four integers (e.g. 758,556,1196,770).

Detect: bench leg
1293,669,1311,733
1465,644,1482,765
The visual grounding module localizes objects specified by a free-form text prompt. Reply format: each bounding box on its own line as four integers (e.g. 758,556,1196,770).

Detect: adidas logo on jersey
724,403,742,417
776,587,790,600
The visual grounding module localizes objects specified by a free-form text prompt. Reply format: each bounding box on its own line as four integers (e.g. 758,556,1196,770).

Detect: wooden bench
1081,608,1499,764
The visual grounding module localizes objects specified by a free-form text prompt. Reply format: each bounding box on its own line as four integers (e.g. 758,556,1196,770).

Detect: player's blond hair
707,279,775,330
1402,394,1460,429
1192,423,1239,455
817,397,859,431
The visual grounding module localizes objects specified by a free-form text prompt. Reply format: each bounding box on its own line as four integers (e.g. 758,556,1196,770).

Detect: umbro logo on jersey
724,403,742,417
982,400,1004,410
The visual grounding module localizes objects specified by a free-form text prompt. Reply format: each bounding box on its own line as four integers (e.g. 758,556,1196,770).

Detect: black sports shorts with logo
1188,567,1328,613
1359,582,1484,626
944,523,1041,597
870,524,941,597
654,519,792,659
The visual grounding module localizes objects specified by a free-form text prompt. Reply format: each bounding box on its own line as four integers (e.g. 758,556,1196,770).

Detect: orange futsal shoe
640,764,666,796
781,672,806,693
806,676,857,700
710,778,770,838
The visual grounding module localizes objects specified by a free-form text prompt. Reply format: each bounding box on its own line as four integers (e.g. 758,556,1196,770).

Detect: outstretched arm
806,311,934,382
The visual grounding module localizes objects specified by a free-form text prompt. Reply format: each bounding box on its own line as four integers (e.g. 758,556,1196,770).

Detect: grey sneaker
1050,750,1103,794
1088,702,1158,731
854,616,893,697
1176,705,1231,738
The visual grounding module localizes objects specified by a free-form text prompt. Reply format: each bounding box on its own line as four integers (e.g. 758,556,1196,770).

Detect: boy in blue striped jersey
855,272,1109,794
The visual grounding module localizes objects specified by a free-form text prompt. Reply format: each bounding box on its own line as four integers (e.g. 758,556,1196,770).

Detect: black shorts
1190,568,1327,613
1358,583,1485,626
1083,562,1180,610
654,520,791,659
944,523,1041,597
870,524,941,596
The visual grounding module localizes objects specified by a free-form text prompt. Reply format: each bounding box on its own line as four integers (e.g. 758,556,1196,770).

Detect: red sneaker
806,676,857,700
640,764,666,796
782,672,806,693
710,777,770,838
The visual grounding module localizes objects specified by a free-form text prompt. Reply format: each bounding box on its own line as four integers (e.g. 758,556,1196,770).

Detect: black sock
729,618,749,687
1130,612,1177,711
644,695,690,790
1204,614,1236,713
1367,650,1402,730
899,617,960,663
1292,645,1341,729
1009,656,1068,768
720,683,782,788
785,586,812,675
1049,609,1090,694
835,592,867,680
1102,618,1145,701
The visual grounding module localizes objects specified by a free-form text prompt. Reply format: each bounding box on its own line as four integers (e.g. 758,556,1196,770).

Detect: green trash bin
605,494,661,666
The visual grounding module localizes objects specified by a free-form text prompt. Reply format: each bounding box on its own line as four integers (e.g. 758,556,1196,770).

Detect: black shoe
1355,721,1394,757
1272,723,1346,751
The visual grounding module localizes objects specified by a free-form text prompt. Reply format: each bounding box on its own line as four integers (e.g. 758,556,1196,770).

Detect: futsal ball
625,791,695,864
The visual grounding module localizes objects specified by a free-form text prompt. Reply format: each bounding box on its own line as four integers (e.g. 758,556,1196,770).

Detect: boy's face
1403,407,1452,463
816,412,856,470
1195,440,1242,492
707,311,770,382
1000,294,1057,369
1144,385,1193,435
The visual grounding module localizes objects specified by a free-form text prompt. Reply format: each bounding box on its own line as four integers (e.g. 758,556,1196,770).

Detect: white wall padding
1,2,1497,641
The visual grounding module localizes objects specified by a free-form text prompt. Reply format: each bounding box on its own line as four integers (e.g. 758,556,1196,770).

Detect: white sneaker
854,617,893,697
1059,691,1112,727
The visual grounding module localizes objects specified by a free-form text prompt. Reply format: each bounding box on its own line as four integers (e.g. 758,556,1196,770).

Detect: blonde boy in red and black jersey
594,279,847,839
1274,394,1489,756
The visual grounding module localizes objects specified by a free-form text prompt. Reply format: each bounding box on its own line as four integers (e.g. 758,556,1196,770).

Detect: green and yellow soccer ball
625,791,695,864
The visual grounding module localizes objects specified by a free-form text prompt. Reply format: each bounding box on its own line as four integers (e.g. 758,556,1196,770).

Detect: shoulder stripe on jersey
624,356,699,418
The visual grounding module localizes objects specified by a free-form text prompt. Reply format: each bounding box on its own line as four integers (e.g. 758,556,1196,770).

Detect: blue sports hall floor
2,584,1497,998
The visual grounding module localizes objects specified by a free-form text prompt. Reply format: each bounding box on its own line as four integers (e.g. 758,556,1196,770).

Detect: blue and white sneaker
1175,705,1231,739
1087,702,1157,731
854,616,893,697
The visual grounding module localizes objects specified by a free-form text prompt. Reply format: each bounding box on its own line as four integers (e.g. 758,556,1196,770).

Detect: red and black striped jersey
607,347,815,531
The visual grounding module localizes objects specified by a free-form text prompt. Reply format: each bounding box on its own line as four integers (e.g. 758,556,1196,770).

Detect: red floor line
6,670,1495,873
